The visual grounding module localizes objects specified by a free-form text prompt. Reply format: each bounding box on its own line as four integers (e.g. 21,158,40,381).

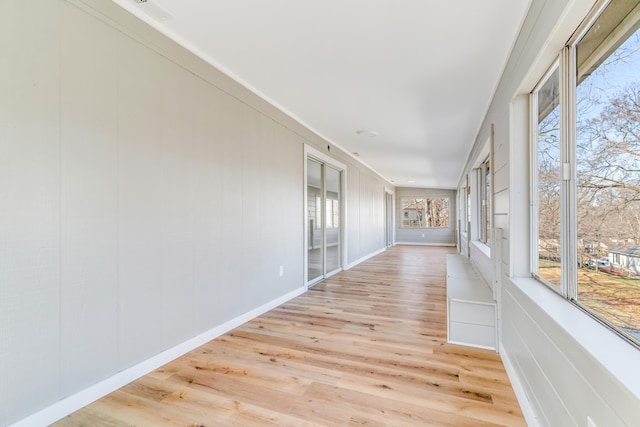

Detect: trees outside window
532,0,640,346
401,197,449,228
534,64,562,289
575,13,640,343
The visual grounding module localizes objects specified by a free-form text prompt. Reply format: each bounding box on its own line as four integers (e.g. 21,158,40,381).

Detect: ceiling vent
130,0,173,21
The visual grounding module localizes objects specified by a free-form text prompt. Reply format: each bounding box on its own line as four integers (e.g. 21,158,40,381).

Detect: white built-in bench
446,254,497,350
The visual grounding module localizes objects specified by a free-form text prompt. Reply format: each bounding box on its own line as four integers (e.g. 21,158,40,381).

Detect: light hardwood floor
54,245,526,426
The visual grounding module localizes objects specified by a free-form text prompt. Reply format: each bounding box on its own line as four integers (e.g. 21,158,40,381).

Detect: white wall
0,0,392,424
348,167,387,262
457,0,640,425
395,188,456,245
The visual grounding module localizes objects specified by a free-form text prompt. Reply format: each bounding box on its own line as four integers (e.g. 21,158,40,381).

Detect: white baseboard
395,242,456,247
499,343,541,427
11,286,306,427
344,247,387,270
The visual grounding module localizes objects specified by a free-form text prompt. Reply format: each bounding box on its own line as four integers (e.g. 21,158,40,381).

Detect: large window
401,197,449,228
531,0,640,347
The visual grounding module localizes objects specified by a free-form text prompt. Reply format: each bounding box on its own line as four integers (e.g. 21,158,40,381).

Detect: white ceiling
115,0,531,189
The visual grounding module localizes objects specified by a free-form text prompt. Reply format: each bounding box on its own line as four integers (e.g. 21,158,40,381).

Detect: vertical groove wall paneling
0,0,62,422
60,2,119,396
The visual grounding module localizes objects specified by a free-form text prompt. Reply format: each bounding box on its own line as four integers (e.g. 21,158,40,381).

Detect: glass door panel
385,192,393,247
325,166,341,274
307,159,324,283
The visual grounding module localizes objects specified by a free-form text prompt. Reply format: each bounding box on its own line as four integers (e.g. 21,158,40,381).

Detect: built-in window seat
446,254,497,350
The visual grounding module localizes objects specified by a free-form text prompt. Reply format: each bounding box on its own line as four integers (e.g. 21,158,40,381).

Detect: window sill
508,276,640,399
471,240,491,258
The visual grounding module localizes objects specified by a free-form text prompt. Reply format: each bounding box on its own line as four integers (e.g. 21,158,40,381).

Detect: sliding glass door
306,150,345,287
307,158,324,283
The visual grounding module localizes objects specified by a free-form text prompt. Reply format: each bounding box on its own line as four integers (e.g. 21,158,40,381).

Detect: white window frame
459,184,467,233
399,197,451,229
530,58,563,292
529,0,640,348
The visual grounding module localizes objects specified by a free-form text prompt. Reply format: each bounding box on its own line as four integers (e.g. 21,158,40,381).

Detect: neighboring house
609,246,640,277
402,208,423,227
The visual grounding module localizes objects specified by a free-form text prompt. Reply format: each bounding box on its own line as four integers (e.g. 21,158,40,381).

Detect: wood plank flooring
54,245,525,426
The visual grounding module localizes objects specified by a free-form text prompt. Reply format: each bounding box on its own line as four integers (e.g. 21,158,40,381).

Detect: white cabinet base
446,255,497,351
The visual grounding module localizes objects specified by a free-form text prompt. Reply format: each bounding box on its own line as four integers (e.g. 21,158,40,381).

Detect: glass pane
326,166,341,273
307,159,323,282
485,161,491,245
575,0,640,343
466,180,471,229
401,198,426,227
536,65,562,289
386,193,393,246
425,198,449,227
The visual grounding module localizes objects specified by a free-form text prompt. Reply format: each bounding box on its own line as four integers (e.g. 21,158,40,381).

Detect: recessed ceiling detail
113,0,531,189
356,130,379,138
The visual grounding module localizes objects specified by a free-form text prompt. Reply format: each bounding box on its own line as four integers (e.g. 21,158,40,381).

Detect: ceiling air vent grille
130,0,173,21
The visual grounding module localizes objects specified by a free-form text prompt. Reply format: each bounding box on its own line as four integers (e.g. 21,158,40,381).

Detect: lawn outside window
530,0,640,347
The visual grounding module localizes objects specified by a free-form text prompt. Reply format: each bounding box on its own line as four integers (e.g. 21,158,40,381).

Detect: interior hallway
54,246,525,426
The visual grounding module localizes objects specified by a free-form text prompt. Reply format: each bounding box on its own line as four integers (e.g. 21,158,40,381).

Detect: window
459,185,467,232
533,63,562,290
466,178,471,231
575,0,640,344
480,157,492,245
531,0,640,347
401,197,449,228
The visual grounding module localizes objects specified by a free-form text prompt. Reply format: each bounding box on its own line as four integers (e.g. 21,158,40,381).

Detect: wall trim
500,342,542,427
10,286,306,427
395,242,456,247
344,247,387,270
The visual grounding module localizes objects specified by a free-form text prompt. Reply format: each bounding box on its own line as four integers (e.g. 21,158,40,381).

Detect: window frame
530,0,640,349
479,156,492,245
466,176,471,232
399,196,450,229
530,58,563,292
459,183,467,233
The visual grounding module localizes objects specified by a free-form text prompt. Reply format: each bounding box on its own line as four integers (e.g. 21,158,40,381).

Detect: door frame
304,145,347,289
